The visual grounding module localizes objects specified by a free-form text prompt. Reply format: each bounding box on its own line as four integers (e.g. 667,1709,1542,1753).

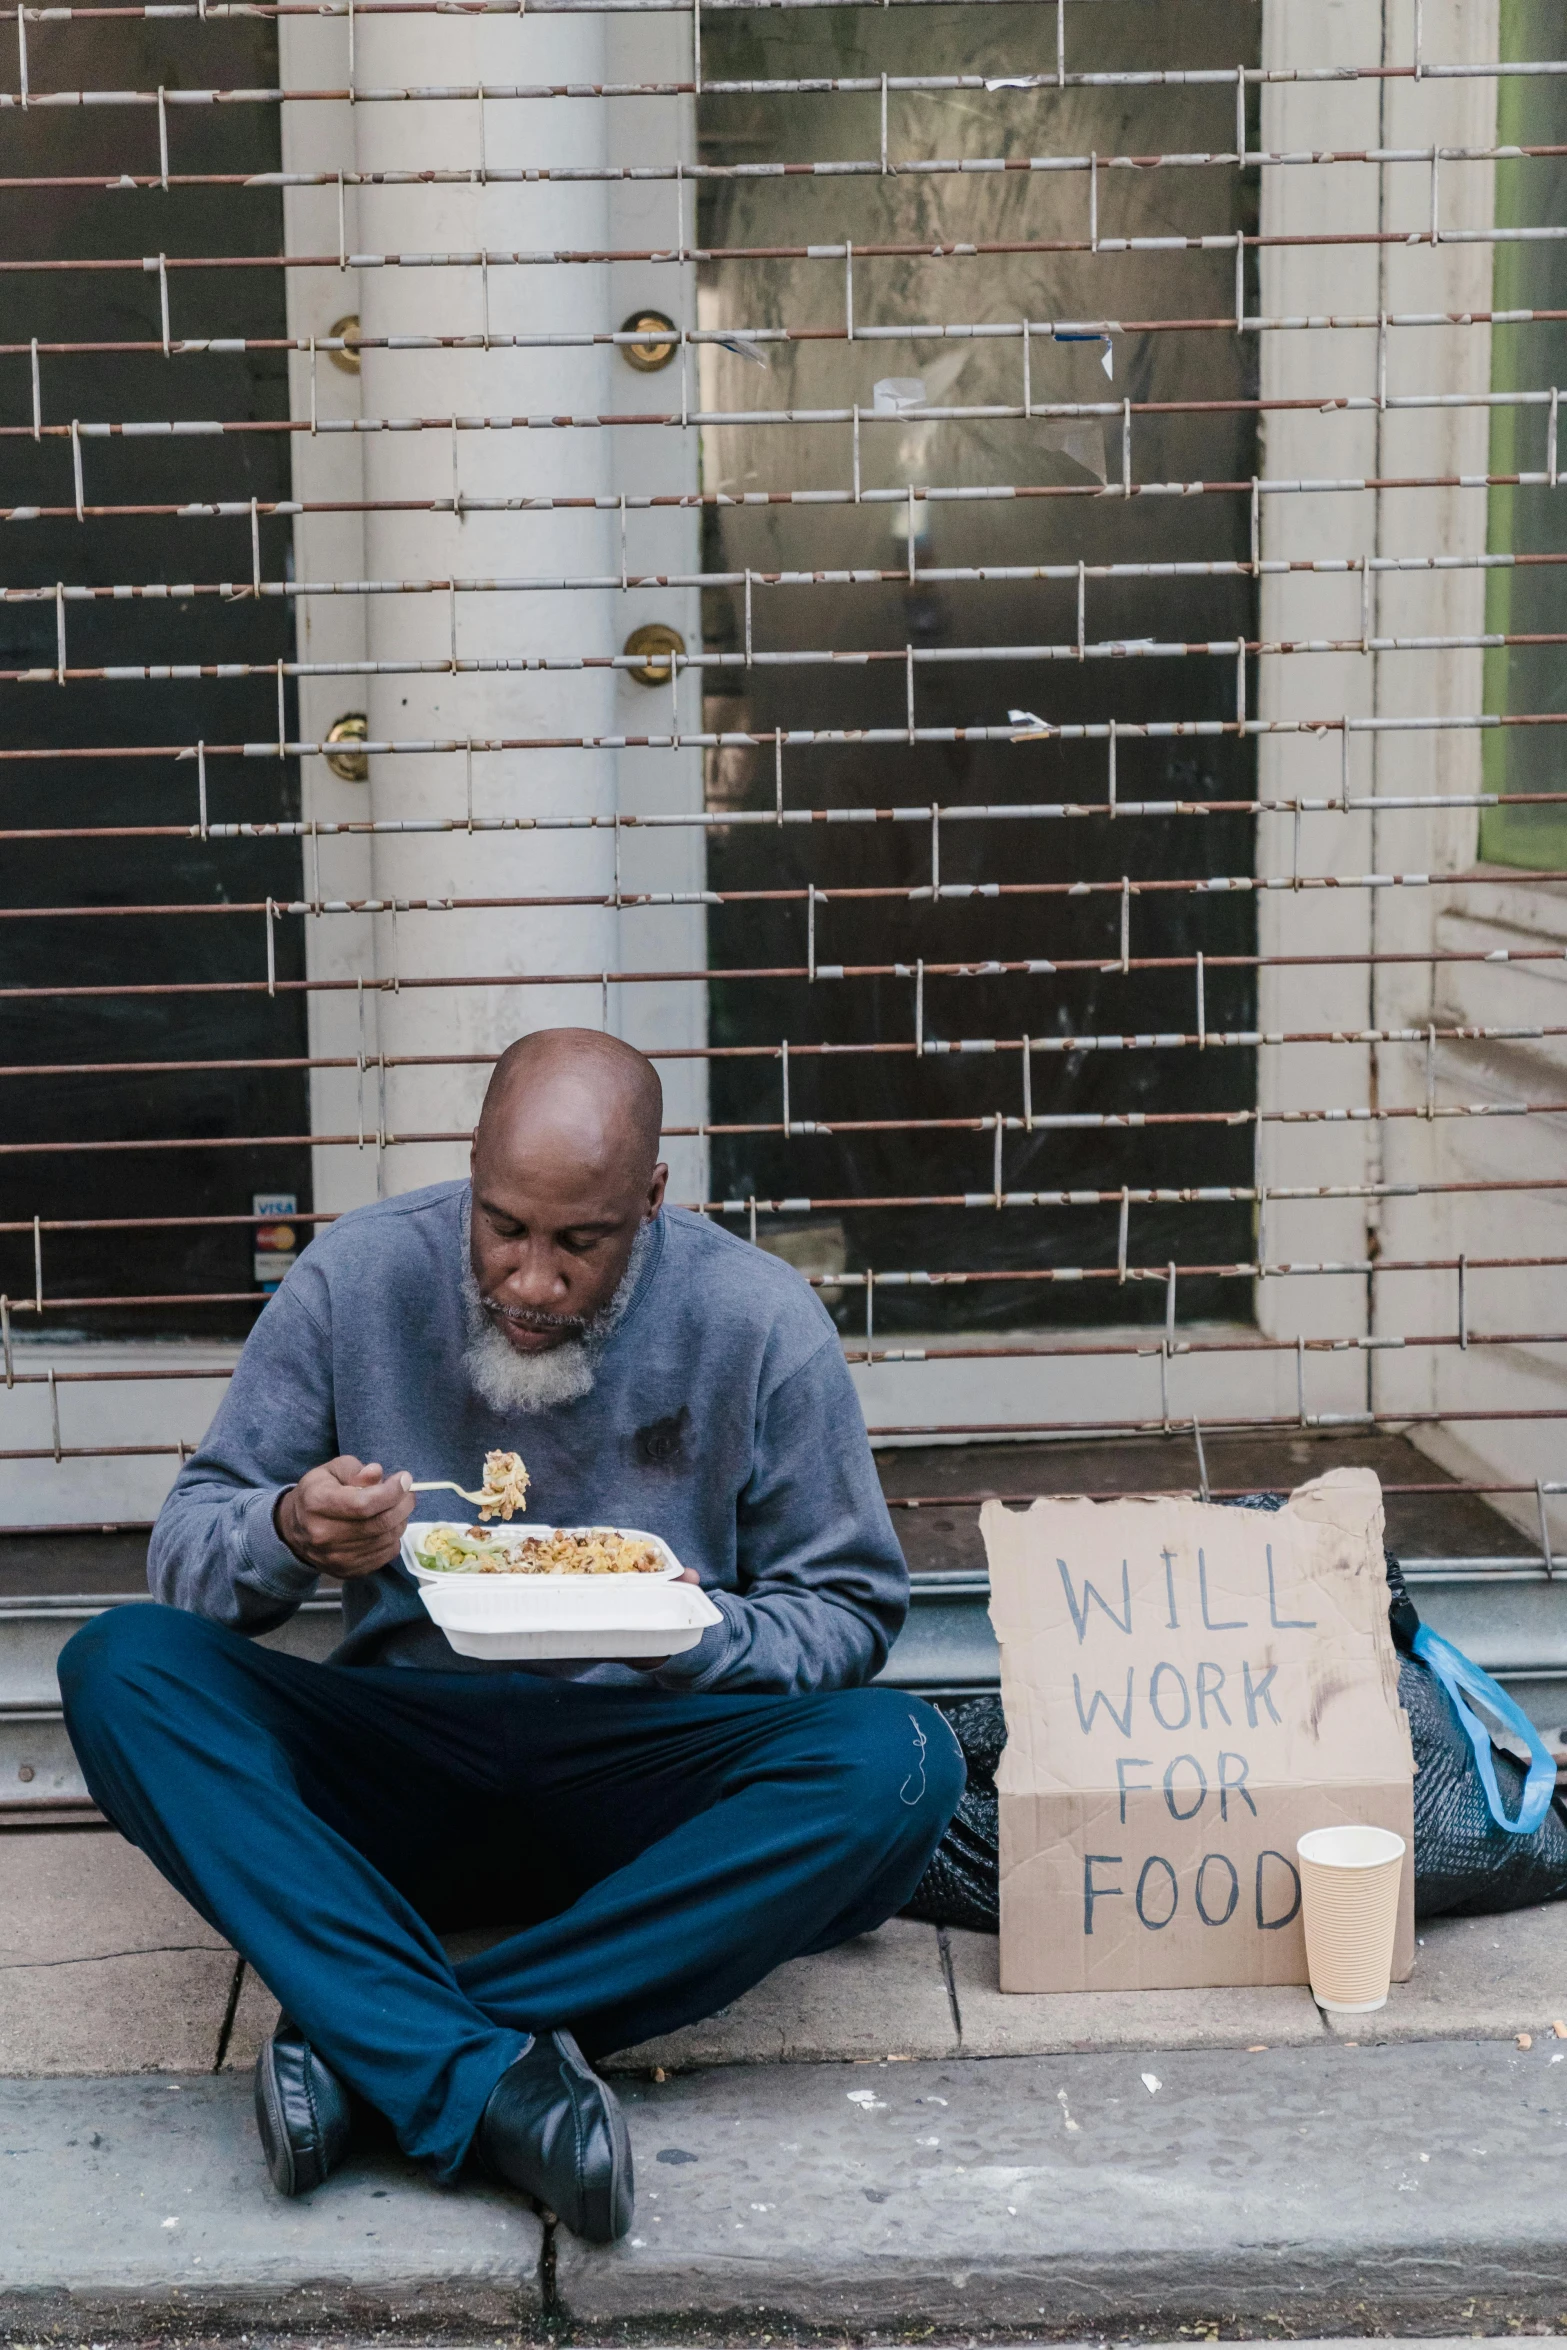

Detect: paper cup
1295,1825,1407,2013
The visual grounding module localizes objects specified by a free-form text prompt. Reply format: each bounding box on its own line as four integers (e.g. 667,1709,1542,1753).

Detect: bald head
479,1028,663,1179
468,1029,667,1356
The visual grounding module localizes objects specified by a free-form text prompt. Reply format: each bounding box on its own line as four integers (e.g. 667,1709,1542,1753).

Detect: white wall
1253,0,1567,1542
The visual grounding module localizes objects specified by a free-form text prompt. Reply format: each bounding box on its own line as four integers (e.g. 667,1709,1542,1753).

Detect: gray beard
459,1208,653,1415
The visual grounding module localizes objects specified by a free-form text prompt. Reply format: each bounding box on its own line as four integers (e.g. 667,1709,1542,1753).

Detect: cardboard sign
984,1469,1415,1994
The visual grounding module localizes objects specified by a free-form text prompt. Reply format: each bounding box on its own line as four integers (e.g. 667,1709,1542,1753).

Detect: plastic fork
409,1479,494,1505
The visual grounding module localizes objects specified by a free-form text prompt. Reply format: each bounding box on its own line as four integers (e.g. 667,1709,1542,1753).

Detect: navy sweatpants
59,1604,963,2181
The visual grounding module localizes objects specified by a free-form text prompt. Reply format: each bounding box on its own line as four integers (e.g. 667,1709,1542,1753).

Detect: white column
284,9,706,1209
354,15,618,1197
1255,0,1386,1426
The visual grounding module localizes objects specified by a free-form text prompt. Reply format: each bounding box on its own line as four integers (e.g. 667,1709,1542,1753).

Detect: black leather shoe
476,2030,633,2244
254,2016,354,2197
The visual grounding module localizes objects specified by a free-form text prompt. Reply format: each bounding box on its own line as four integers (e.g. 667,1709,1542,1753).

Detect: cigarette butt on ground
1246,2044,1268,2053
1518,2032,1534,2048
1554,2020,1567,2040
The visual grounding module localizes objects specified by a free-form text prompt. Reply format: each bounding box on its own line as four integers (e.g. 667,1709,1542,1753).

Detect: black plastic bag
1398,1646,1567,1915
902,1497,1567,1932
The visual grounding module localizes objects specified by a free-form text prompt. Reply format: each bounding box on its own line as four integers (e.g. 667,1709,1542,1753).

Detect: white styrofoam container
399,1520,716,1660
415,1574,722,1662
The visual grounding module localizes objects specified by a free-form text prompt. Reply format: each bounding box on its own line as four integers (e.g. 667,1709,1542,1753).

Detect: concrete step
8,1559,1567,1820
0,1599,343,1821
6,2037,1567,2340
0,1577,998,1821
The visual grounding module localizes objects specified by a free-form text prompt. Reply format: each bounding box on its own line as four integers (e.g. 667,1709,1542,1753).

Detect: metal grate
2,1,1565,1559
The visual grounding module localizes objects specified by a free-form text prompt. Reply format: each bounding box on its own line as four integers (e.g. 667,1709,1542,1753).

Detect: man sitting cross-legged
59,1028,963,2244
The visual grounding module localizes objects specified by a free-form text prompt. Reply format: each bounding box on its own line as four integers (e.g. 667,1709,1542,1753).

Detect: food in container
412,1522,673,1577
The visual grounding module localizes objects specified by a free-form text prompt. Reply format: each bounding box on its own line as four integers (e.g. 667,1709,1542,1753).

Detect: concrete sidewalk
7,2037,1567,2340
10,1832,1567,2077
10,1836,1567,2339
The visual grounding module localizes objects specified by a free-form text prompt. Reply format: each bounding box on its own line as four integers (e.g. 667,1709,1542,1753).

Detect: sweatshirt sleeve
651,1335,908,1696
146,1275,336,1631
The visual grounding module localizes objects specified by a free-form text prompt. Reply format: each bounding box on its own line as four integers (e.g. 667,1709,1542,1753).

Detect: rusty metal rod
4,1405,1564,1469
0,1020,1560,1083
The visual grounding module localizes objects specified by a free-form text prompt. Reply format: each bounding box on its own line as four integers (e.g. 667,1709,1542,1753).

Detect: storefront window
1480,0,1567,868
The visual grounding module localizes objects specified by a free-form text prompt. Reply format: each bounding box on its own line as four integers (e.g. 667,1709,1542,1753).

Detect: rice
416,1523,667,1576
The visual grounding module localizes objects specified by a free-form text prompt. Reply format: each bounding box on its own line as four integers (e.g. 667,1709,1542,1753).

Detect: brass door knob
323,712,369,780
327,314,362,374
622,624,685,685
620,310,678,373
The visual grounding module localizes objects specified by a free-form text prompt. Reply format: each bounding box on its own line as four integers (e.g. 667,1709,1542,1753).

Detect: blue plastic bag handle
1412,1623,1558,1837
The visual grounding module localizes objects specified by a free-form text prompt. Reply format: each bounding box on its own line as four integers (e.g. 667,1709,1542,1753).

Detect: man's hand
276,1457,416,1580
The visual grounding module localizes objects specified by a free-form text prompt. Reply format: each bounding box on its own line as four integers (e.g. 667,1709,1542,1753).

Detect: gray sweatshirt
148,1186,908,1693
